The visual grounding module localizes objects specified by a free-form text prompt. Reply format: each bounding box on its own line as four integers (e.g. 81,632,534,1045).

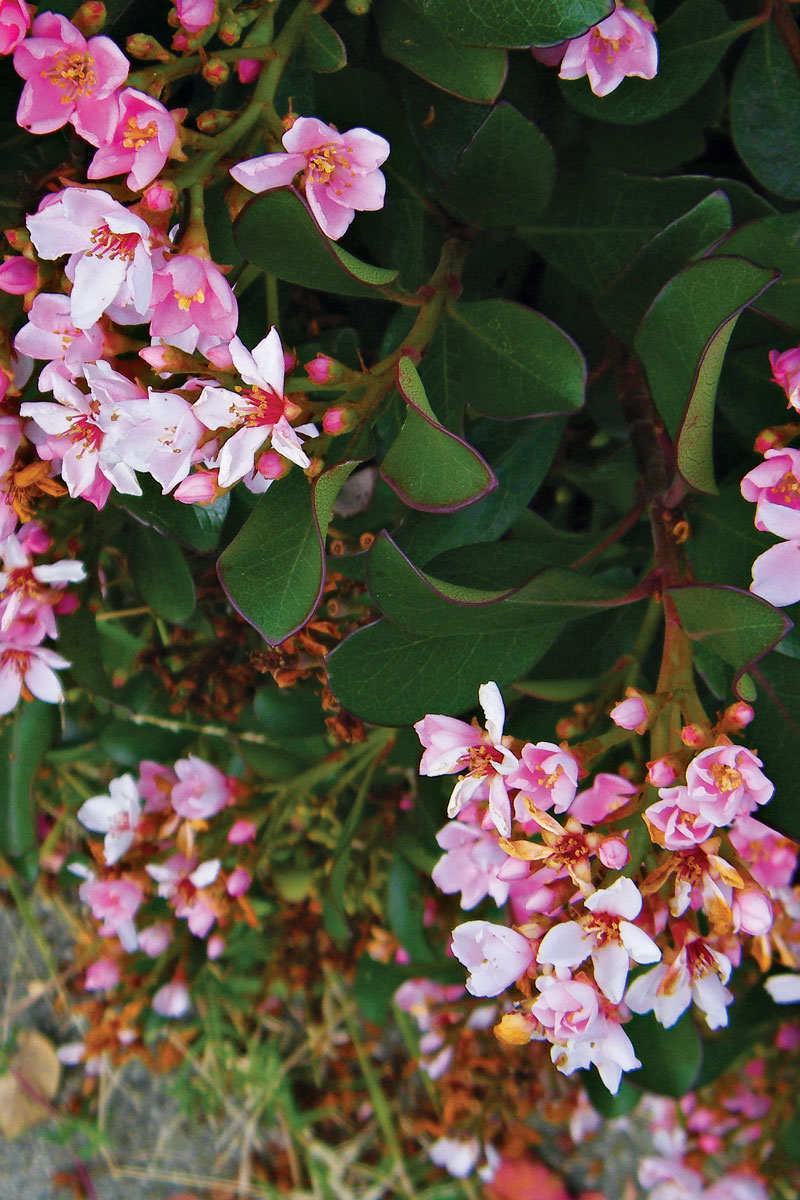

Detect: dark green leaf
117,476,230,552
440,299,585,419
627,1011,703,1096
669,584,790,679
354,955,410,1025
304,12,347,72
58,606,114,700
731,21,800,202
128,525,196,622
594,192,734,344
438,103,555,227
688,486,767,591
234,189,399,296
218,461,358,645
0,702,56,856
253,685,326,736
381,357,496,511
377,0,506,102
714,213,800,328
583,1068,640,1117
634,256,777,493
561,0,735,125
412,0,612,48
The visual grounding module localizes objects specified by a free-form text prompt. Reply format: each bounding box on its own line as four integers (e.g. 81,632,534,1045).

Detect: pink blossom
138,759,177,812
0,255,36,293
685,744,774,826
226,865,251,896
609,694,648,731
626,935,733,1030
750,538,800,606
176,0,216,32
769,346,800,412
731,889,773,937
137,922,172,956
171,754,233,819
644,790,717,851
729,814,798,890
78,876,142,950
432,820,513,910
173,470,221,505
569,772,637,825
84,957,120,990
87,88,179,190
207,933,225,959
76,772,142,865
152,978,191,1017
531,975,600,1042
228,817,257,843
506,741,580,817
741,447,800,538
149,255,237,352
559,3,658,98
0,527,84,637
13,12,129,141
537,877,660,1004
0,641,70,713
450,920,534,996
231,115,390,241
14,292,105,389
115,388,205,495
0,0,30,54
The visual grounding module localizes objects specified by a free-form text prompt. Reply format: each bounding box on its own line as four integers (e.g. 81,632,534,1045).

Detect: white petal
619,921,661,965
592,942,629,1004
537,920,591,969
77,794,117,832
478,681,505,744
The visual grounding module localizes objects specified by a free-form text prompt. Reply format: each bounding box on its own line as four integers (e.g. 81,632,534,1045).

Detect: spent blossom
231,115,390,241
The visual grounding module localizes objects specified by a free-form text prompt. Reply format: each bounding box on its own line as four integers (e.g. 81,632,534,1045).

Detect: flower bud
141,180,178,212
597,836,630,869
323,406,355,435
646,756,679,787
3,227,30,253
228,818,257,844
256,451,287,481
226,866,252,897
237,58,261,84
195,108,238,133
71,1,106,36
202,56,230,86
305,353,338,385
207,934,225,959
174,470,222,505
345,0,372,12
0,256,37,294
494,1011,536,1045
126,32,173,61
217,9,244,43
720,701,754,731
609,693,648,732
680,722,709,749
754,423,800,455
139,343,197,374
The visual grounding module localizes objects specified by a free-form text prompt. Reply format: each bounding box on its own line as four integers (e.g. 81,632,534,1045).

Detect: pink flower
226,865,251,896
559,3,658,97
230,115,390,241
506,741,580,817
731,889,773,937
537,877,660,1004
769,347,800,412
149,255,237,352
138,759,177,812
531,975,600,1042
14,12,128,142
450,920,534,996
0,255,36,293
77,773,142,865
644,790,717,851
569,772,637,825
137,922,172,956
84,957,120,990
741,447,800,538
228,817,257,843
78,876,142,950
432,820,513,910
152,978,191,1017
176,0,216,32
171,754,233,819
729,815,798,891
87,88,179,191
14,292,105,389
750,538,800,606
115,388,205,495
0,641,70,713
626,935,733,1030
685,744,774,826
0,0,30,54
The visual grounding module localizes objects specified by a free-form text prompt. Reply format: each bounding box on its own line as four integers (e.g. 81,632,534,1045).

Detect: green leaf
713,213,800,328
731,21,800,202
438,103,555,227
128,525,196,622
304,12,346,72
561,0,736,125
412,0,612,48
381,357,496,511
117,476,230,552
439,299,585,419
386,857,435,961
627,1011,703,1096
669,584,790,679
57,606,114,700
520,170,773,295
583,1068,640,1117
218,461,358,645
688,485,768,591
0,702,56,857
594,192,733,344
234,189,399,297
377,0,506,102
746,652,800,839
634,256,777,493
252,685,326,737
354,955,410,1025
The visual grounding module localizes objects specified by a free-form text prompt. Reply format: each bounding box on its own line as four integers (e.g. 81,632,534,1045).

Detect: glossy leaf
714,213,800,328
117,476,230,553
438,103,556,227
440,299,585,419
128,525,196,623
0,701,56,856
627,1011,703,1096
381,357,496,511
594,192,733,344
634,257,777,493
412,0,612,48
669,585,790,680
234,188,399,297
377,0,506,102
304,12,346,72
218,462,358,645
688,486,768,591
731,21,800,202
562,0,735,125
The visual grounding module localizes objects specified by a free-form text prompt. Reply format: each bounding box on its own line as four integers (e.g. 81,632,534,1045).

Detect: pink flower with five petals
559,3,658,97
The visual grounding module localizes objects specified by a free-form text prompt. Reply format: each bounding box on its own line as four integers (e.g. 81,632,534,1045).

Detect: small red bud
202,57,230,87
71,1,106,35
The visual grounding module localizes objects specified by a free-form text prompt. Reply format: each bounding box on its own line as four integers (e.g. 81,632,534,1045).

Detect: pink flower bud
680,723,708,749
609,694,648,731
721,701,754,730
142,181,178,212
305,354,336,384
646,756,679,787
0,256,37,294
597,835,630,869
174,470,221,505
84,957,120,990
227,817,257,844
226,866,251,896
732,889,773,937
152,978,191,1018
237,58,261,84
54,593,80,615
776,1024,800,1051
531,41,567,66
256,450,286,480
323,406,351,435
207,934,225,959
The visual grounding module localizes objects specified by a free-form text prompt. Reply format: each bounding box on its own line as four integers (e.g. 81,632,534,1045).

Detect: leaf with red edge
669,584,791,687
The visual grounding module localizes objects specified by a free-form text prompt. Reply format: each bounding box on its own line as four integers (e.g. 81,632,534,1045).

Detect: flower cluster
414,681,799,1112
